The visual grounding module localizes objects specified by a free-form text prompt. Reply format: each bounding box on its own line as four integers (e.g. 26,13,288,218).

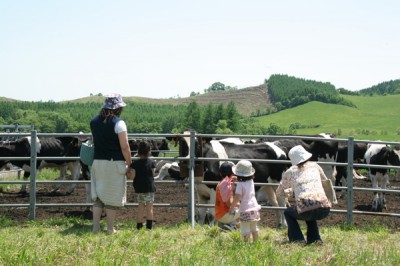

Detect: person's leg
105,208,117,234
250,221,259,242
284,206,305,242
240,221,251,242
146,202,154,221
146,202,154,230
137,203,145,230
306,220,321,244
92,206,103,233
92,198,104,233
305,208,330,244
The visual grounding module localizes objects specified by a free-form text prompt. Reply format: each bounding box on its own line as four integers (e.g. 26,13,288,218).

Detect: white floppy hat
232,160,255,177
288,145,312,166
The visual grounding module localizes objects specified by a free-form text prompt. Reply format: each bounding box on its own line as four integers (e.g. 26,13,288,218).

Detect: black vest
90,115,125,161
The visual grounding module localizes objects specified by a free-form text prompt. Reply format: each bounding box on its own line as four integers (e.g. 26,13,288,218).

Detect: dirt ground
1,177,400,230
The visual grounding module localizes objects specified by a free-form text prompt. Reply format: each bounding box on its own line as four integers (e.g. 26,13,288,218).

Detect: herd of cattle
1,132,400,226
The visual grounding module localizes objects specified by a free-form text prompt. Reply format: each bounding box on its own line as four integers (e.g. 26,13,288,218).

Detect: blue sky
1,1,399,102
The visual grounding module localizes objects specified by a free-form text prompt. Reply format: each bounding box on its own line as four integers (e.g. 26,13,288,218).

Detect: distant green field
255,94,400,141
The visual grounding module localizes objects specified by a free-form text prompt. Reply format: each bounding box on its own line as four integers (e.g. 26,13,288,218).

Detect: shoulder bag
80,141,94,166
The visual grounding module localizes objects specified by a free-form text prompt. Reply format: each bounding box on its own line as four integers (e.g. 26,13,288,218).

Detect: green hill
256,94,400,141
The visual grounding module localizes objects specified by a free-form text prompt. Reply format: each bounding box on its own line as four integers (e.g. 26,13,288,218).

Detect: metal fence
1,130,400,228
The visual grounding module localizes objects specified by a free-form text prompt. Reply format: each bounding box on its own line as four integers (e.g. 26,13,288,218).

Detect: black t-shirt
131,158,156,193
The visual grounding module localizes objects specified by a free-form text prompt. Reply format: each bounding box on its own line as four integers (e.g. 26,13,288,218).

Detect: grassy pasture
256,94,400,141
0,168,61,193
0,216,400,265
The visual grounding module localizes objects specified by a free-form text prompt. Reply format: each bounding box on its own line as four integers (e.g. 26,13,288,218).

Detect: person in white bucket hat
230,160,261,242
276,145,332,245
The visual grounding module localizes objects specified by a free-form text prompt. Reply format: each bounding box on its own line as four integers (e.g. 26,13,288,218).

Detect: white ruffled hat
288,145,312,166
232,160,255,177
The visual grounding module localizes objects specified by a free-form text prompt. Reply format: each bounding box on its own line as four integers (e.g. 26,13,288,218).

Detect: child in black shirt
129,141,156,230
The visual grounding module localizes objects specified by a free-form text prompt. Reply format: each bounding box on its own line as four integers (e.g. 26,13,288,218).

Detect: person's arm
229,194,241,211
276,171,290,197
226,194,239,208
317,164,329,181
118,131,132,174
131,169,136,180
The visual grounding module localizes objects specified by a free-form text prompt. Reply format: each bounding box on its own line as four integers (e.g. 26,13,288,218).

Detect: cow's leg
395,169,400,182
371,174,379,211
196,195,208,225
84,168,92,210
51,166,68,193
381,173,389,210
277,195,287,227
20,168,30,194
194,177,211,225
340,177,348,199
208,189,216,226
66,161,81,195
79,163,92,210
257,181,286,227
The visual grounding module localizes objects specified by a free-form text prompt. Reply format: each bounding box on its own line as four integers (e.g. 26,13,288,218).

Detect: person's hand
126,168,134,179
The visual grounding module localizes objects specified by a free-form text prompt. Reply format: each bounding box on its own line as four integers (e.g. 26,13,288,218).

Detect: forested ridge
0,100,244,134
1,74,398,135
266,74,356,110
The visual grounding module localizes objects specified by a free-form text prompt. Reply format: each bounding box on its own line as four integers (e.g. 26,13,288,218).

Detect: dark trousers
284,206,330,244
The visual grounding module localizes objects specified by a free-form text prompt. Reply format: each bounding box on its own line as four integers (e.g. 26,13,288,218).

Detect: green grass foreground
1,216,400,265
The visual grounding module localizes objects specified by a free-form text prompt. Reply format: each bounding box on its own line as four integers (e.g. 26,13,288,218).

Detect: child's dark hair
237,175,254,182
137,140,151,157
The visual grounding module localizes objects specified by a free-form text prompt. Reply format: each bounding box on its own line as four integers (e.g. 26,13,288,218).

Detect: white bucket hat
288,145,312,166
232,160,255,177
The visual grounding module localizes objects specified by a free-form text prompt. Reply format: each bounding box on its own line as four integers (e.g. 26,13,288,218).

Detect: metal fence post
346,137,354,225
28,130,37,220
189,130,196,229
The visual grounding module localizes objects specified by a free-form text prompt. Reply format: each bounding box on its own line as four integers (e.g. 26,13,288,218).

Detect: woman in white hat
230,160,261,242
90,93,132,234
276,145,332,245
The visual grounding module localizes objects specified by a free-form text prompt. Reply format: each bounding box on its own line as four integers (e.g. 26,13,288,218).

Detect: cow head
177,131,204,178
388,145,400,167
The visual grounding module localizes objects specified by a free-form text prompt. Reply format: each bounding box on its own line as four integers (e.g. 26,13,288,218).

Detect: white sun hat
232,160,255,177
288,145,312,166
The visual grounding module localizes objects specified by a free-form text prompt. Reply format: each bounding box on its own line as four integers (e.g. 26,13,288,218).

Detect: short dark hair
137,141,151,157
219,161,234,177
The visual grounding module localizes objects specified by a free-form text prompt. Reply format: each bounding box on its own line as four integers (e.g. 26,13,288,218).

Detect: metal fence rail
1,130,400,228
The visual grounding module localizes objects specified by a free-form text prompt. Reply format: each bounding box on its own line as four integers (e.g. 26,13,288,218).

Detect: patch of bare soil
1,178,400,230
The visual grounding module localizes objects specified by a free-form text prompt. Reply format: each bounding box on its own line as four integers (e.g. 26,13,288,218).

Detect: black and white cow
272,134,339,182
335,142,368,189
364,143,400,211
0,136,91,204
129,138,169,157
154,160,181,180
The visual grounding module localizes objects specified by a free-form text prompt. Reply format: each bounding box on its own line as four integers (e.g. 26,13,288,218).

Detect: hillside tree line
266,74,356,111
0,100,253,135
